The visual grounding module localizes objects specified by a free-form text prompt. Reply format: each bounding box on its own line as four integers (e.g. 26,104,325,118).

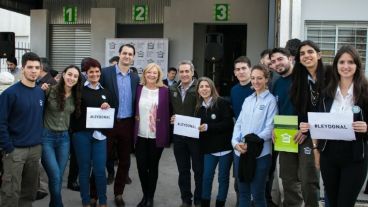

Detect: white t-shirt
138,86,159,139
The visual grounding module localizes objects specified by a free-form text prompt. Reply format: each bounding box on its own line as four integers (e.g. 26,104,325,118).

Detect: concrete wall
164,0,269,68
300,0,368,38
0,8,30,37
91,8,116,64
30,9,48,58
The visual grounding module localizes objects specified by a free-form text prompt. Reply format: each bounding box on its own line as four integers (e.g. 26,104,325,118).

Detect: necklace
310,87,319,107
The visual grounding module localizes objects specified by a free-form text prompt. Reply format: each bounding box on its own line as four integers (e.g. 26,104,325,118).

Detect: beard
277,67,290,76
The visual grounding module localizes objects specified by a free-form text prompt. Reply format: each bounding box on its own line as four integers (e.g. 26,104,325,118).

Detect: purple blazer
134,85,170,148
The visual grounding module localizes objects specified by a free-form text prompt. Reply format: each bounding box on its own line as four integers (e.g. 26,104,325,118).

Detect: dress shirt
115,65,133,118
232,90,277,157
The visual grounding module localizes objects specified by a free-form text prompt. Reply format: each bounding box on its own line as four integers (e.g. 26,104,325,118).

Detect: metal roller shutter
50,24,91,72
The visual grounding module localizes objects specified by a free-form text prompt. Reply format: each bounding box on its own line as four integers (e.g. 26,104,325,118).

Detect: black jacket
195,97,234,154
318,96,368,161
238,133,264,182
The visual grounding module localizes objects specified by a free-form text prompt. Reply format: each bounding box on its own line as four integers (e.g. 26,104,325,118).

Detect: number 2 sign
133,5,148,22
214,4,230,21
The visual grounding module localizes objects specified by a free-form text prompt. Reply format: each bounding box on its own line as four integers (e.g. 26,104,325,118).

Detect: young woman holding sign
71,58,112,207
300,45,368,207
194,77,233,207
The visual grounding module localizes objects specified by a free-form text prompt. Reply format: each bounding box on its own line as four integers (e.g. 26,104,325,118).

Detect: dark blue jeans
234,154,271,207
202,152,232,202
73,131,107,205
41,128,70,207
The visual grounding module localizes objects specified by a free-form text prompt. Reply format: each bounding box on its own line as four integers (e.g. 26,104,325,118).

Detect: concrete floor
34,147,237,207
33,146,368,207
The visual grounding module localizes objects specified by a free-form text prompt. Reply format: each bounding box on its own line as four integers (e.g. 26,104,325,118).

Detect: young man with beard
270,48,310,207
0,52,45,207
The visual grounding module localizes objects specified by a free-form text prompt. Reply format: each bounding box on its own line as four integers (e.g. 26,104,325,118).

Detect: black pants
173,135,203,205
135,137,164,199
321,140,368,207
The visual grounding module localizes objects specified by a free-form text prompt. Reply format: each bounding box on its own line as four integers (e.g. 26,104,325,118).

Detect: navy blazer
100,65,140,117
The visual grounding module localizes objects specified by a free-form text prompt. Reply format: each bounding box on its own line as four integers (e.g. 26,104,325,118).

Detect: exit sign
63,6,77,23
214,4,230,21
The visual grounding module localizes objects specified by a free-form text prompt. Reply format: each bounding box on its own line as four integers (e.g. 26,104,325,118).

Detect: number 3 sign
133,5,148,22
214,4,230,21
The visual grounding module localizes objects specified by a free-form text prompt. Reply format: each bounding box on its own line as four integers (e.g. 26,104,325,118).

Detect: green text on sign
63,6,77,23
133,5,148,21
214,4,229,21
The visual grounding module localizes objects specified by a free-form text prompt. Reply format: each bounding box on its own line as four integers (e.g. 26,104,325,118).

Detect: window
305,21,368,71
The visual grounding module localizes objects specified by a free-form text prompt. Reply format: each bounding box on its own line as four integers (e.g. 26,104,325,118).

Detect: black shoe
115,194,125,207
365,189,368,194
35,191,48,200
137,196,147,207
215,200,225,207
267,201,278,207
145,197,153,207
67,181,80,191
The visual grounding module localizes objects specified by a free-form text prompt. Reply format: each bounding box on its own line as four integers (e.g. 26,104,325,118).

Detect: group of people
0,39,367,207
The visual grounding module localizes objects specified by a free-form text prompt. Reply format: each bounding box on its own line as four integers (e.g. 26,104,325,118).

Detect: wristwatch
312,143,318,149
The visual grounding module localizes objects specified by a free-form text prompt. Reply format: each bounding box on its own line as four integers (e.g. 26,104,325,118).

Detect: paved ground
34,147,237,207
33,146,368,207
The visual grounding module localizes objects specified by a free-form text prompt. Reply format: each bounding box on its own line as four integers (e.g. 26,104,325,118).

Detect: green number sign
63,6,77,23
214,4,230,21
133,5,148,22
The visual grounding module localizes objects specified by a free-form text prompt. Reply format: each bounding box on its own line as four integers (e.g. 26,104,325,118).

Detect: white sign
308,112,356,141
86,107,115,128
105,38,169,77
173,114,201,139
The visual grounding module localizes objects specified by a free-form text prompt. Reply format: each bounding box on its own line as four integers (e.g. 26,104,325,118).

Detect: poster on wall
105,38,169,77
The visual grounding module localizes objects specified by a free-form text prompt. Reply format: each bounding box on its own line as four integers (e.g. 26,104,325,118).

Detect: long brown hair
195,77,219,114
325,45,368,106
56,65,82,117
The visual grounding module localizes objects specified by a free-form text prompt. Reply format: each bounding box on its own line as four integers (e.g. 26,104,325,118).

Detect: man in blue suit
100,44,140,207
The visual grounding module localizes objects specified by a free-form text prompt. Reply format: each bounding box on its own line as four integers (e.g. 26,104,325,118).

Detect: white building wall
0,8,30,38
0,9,30,71
164,0,269,67
300,0,368,39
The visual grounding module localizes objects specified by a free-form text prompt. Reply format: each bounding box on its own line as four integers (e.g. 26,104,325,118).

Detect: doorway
193,24,247,96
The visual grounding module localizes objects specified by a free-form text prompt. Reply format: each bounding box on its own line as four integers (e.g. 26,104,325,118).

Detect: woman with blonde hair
134,63,170,207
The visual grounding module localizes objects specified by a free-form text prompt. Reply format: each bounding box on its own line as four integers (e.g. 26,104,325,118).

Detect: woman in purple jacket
134,63,170,207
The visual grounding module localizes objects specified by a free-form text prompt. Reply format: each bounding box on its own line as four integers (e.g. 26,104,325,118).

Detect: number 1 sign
63,6,77,23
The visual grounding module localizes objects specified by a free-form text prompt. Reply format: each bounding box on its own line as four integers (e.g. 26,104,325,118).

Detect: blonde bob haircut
140,63,166,87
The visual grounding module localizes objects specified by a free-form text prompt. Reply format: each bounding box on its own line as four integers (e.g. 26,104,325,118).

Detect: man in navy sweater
230,56,253,207
0,52,45,207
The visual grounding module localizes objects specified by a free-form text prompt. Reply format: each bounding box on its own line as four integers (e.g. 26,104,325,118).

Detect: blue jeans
202,153,232,202
41,128,70,207
234,154,271,207
73,131,107,205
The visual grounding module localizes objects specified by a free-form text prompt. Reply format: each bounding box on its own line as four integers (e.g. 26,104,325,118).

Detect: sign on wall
105,38,169,77
63,6,77,23
132,5,148,22
214,4,230,21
